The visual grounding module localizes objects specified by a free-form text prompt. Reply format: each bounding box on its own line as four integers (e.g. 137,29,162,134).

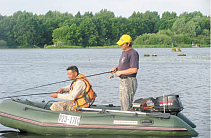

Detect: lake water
0,48,210,138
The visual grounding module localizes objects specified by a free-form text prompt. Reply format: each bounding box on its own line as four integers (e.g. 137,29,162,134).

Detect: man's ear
75,71,78,76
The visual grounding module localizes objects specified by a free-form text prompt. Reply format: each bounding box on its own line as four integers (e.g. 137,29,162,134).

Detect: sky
0,0,210,17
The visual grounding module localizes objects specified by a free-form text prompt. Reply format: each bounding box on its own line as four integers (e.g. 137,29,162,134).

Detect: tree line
0,9,210,48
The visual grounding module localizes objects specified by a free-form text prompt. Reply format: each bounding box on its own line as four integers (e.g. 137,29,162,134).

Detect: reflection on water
0,48,210,138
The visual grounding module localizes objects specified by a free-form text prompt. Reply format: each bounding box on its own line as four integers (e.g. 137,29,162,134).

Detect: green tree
95,9,115,18
184,20,196,37
93,9,115,46
0,10,210,48
161,11,177,20
134,33,171,45
201,17,210,30
68,24,82,45
110,17,131,44
83,11,93,18
79,18,99,47
142,11,160,33
129,18,149,38
75,11,81,18
0,13,19,46
12,11,45,47
52,24,81,47
92,17,109,46
159,19,176,30
40,10,66,45
172,18,186,34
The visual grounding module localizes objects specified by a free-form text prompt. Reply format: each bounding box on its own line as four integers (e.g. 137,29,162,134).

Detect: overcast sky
0,0,210,17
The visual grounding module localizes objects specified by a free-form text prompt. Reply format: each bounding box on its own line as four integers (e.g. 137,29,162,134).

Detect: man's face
120,43,130,51
67,70,77,80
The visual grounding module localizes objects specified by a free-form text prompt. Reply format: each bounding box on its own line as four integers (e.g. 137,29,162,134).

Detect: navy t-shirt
118,48,139,78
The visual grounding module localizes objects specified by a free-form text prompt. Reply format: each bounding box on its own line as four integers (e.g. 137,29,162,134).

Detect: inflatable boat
0,94,198,137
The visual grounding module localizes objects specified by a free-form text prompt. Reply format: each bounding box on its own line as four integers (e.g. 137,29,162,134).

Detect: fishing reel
109,73,114,79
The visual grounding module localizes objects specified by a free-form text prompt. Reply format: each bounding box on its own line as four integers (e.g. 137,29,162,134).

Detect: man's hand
57,88,63,94
111,66,118,73
51,93,58,98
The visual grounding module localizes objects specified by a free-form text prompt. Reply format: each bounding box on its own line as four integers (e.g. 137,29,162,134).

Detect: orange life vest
70,74,96,110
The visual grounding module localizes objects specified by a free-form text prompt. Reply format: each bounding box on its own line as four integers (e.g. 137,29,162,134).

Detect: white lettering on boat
159,103,173,106
113,120,138,125
58,113,80,126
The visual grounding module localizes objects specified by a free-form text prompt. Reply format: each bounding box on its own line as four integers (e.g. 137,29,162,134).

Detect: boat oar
76,107,170,119
0,92,54,99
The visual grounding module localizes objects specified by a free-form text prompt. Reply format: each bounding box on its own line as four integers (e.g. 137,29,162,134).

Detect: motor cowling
154,94,183,114
132,94,183,115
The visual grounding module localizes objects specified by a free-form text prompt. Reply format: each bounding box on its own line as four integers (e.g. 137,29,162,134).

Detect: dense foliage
0,10,210,48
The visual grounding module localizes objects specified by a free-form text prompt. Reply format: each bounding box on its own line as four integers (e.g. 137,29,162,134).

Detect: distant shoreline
0,44,210,49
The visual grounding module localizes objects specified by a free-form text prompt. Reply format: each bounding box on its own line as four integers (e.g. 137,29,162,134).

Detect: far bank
0,44,210,49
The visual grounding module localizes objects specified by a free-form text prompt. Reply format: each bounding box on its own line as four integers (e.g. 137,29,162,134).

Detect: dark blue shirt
118,48,139,78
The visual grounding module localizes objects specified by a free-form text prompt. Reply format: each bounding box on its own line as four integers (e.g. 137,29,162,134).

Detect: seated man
50,66,96,111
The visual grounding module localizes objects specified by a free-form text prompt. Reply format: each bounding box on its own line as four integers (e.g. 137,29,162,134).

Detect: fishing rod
1,71,113,95
0,92,54,99
85,71,113,78
9,79,70,94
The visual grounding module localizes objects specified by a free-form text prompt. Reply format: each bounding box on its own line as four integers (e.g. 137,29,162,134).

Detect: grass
45,45,84,49
45,44,210,49
44,45,173,49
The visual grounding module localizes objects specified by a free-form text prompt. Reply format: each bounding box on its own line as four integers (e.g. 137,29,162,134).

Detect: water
0,48,210,138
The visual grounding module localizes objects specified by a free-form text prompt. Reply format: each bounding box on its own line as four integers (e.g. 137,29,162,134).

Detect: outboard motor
154,94,183,115
132,94,183,115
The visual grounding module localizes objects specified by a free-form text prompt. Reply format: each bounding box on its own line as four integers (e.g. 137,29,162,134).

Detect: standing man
50,66,96,111
111,34,139,111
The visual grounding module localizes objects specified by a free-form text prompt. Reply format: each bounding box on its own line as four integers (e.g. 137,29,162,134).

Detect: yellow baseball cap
117,34,132,45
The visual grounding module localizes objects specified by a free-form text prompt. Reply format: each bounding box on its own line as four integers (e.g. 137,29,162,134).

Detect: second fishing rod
3,71,113,95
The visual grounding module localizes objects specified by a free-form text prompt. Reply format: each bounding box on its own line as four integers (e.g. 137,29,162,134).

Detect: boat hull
0,99,198,136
